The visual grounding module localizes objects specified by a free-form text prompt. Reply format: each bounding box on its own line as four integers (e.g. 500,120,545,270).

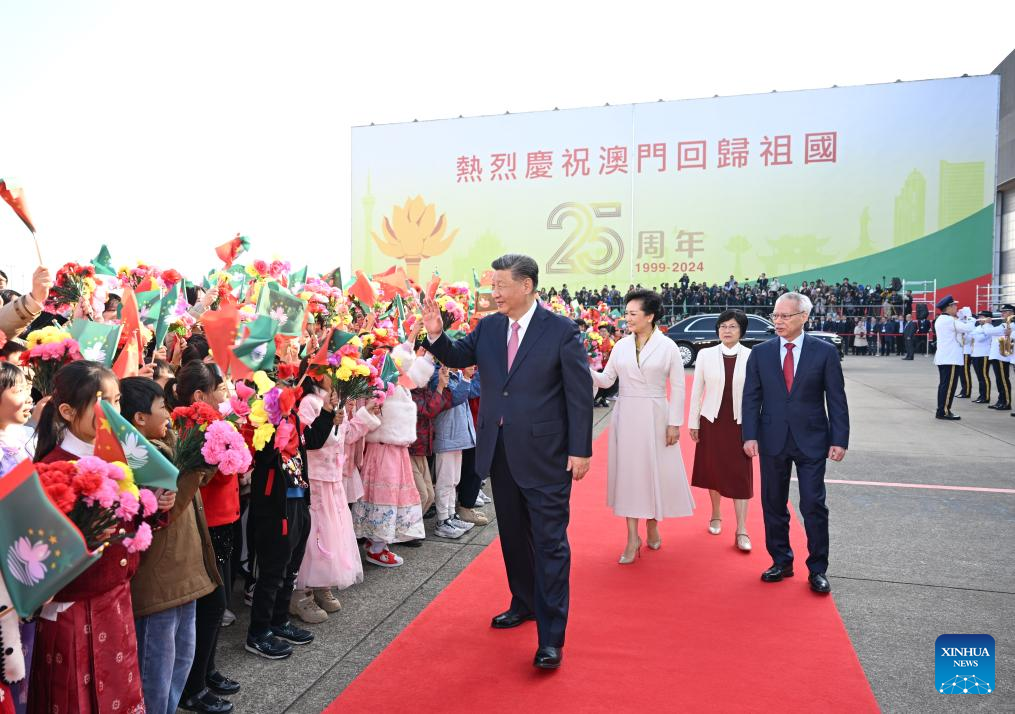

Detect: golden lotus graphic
372,196,458,281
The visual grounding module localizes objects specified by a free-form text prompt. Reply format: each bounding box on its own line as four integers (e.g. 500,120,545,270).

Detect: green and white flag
96,400,180,491
91,245,117,276
256,281,306,337
68,319,122,368
0,460,102,617
233,315,279,372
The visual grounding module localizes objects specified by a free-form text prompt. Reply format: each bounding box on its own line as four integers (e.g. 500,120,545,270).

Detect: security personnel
956,307,975,398
901,314,918,360
970,310,993,403
933,295,973,420
975,303,1013,411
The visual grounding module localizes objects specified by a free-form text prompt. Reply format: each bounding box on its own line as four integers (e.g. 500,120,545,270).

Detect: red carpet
328,376,878,713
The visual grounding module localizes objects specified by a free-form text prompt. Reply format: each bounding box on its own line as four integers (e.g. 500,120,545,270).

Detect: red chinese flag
348,270,377,307
309,328,333,367
93,397,127,464
135,275,157,293
215,233,250,268
479,270,494,287
0,179,36,233
426,272,441,301
373,265,410,301
200,302,240,377
113,287,145,379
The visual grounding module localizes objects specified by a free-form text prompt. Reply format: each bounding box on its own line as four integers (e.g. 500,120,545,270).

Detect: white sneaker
476,491,490,505
434,519,466,539
447,514,476,532
221,609,236,627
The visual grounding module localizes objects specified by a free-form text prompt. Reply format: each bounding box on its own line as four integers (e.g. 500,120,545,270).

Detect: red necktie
783,342,795,392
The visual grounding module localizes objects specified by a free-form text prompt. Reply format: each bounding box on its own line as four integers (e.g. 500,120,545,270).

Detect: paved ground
210,354,1014,713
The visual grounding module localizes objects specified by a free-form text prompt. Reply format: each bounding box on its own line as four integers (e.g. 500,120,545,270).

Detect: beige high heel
619,539,642,564
708,518,722,535
735,532,752,552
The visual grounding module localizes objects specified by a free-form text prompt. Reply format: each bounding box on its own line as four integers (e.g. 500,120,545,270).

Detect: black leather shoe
809,573,832,594
761,564,794,582
244,632,293,660
935,414,961,420
180,690,234,714
956,393,970,399
271,621,314,645
491,610,535,629
973,397,988,403
533,645,563,669
988,403,1011,410
206,671,240,696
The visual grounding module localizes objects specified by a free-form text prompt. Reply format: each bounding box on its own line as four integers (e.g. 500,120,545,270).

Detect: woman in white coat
688,310,754,551
591,289,694,564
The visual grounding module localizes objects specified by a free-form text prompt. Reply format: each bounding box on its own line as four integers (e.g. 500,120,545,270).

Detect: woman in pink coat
591,289,694,564
292,377,381,619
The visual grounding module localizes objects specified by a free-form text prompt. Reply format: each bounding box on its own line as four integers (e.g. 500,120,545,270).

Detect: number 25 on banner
546,202,625,275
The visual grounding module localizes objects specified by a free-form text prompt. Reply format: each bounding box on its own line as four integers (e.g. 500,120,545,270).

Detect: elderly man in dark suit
421,254,593,670
742,292,850,594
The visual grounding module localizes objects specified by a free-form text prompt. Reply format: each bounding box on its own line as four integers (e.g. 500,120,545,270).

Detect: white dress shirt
507,299,539,346
779,332,805,375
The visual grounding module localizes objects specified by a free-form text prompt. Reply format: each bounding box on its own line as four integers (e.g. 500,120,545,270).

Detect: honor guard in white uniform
956,307,975,398
974,303,1014,411
933,295,974,420
970,309,993,403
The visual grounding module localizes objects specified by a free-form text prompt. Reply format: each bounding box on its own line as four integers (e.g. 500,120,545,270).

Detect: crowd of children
0,257,491,714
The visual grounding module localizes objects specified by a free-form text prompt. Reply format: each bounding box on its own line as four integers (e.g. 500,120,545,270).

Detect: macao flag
68,319,122,368
94,399,179,491
0,460,101,617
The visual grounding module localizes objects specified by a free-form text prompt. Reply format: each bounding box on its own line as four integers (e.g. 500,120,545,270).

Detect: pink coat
298,394,380,483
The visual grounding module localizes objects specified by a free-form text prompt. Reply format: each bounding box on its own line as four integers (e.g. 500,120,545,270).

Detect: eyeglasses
771,311,804,321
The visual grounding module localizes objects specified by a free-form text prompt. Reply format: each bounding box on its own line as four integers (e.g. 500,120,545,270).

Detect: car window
687,318,716,332
746,316,771,332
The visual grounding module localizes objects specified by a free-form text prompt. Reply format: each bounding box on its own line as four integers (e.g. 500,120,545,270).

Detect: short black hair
119,377,165,425
624,288,663,326
0,362,26,396
491,253,539,290
715,309,748,338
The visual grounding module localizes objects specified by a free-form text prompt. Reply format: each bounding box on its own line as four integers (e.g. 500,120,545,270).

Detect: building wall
995,49,1015,296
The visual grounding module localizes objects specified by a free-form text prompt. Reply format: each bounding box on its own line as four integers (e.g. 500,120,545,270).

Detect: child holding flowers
30,360,149,714
0,363,35,714
244,364,338,660
288,368,380,622
121,376,223,714
352,342,438,567
164,361,243,713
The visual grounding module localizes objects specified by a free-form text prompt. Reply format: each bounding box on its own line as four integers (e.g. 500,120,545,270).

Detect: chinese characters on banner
455,132,838,183
633,230,707,274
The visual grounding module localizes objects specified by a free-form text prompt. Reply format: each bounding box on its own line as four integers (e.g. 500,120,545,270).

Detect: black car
663,313,843,367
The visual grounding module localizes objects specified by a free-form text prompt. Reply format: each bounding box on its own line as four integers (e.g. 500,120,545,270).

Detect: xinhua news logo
936,634,994,694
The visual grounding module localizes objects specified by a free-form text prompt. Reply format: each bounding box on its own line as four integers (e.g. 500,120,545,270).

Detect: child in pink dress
292,380,380,617
351,346,435,568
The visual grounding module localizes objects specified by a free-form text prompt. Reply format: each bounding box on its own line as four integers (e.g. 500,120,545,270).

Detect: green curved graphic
777,205,993,287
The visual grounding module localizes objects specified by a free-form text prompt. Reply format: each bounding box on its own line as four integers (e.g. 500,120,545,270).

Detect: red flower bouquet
46,262,97,315
171,401,251,475
37,457,158,552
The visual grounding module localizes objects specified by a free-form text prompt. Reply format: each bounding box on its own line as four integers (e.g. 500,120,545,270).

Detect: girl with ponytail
29,360,147,714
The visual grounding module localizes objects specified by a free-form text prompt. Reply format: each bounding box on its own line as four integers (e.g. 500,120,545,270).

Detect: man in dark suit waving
742,292,849,594
421,254,593,669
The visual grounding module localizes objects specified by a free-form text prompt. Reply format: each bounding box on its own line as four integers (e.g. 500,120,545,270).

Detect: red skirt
691,410,753,500
29,581,145,714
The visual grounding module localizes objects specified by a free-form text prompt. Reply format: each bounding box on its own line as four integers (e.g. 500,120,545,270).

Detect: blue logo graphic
936,634,994,694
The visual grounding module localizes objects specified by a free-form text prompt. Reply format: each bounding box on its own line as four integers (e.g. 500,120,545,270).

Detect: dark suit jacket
741,335,849,460
903,320,918,338
424,304,594,488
